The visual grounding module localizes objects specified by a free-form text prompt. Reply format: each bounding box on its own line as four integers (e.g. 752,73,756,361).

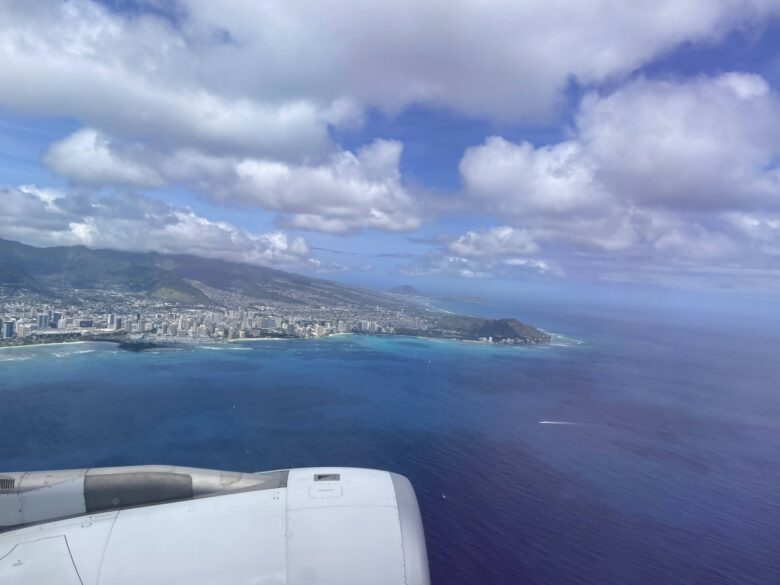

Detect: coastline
391,334,540,348
331,332,554,350
0,340,99,351
228,332,355,343
0,330,556,354
227,336,297,343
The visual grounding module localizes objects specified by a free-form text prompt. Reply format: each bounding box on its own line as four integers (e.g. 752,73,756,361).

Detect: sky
2,0,780,298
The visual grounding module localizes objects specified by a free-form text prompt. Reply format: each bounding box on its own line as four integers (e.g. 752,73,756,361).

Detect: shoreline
227,336,298,343
228,332,356,343
389,333,542,348
0,330,558,354
0,340,99,351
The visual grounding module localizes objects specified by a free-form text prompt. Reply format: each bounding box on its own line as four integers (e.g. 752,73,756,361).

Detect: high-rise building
37,314,50,329
1,320,15,339
260,316,282,329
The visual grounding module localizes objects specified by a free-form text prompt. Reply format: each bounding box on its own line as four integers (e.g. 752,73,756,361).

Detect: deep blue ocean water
1,297,780,584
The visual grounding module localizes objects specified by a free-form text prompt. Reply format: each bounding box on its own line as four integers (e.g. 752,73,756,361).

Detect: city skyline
0,235,550,346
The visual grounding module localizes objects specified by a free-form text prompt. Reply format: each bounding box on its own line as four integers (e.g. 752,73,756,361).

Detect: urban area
0,297,418,346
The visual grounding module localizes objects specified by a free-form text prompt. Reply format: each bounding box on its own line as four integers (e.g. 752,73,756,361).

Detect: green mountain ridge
388,284,423,296
0,262,38,286
0,238,400,308
0,261,53,296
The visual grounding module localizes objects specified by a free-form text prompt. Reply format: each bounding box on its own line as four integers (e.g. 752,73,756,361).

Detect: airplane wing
0,465,430,585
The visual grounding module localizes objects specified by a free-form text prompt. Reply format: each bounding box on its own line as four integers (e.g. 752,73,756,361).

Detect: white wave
199,345,252,351
539,420,582,425
548,334,585,347
0,356,31,362
53,349,95,358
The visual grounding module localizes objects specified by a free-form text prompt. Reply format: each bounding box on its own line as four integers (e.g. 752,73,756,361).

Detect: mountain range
0,238,388,307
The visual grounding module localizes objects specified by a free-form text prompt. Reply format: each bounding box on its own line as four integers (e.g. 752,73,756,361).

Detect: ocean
1,295,779,584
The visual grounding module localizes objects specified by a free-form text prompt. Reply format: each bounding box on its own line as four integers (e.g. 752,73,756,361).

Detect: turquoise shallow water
1,305,780,584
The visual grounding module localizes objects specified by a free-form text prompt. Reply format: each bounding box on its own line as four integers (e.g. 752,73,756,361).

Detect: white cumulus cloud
2,1,780,285
458,72,780,280
234,140,419,233
0,186,319,270
1,0,776,154
448,226,539,257
43,128,163,187
402,226,560,280
43,129,420,234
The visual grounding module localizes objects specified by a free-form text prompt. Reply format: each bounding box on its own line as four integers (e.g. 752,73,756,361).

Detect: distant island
441,294,485,304
390,285,484,305
388,284,423,296
0,238,551,348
